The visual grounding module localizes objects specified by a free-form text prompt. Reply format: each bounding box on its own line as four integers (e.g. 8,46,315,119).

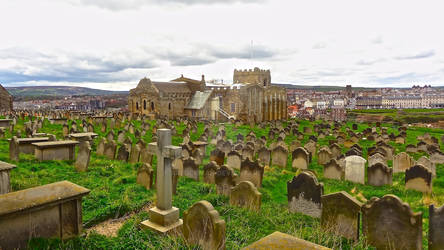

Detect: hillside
6,86,128,97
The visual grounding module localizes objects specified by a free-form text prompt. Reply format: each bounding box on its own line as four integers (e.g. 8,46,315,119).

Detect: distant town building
0,84,13,111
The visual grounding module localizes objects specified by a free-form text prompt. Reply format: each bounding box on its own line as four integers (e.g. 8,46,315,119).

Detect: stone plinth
0,181,90,250
32,140,79,161
9,137,50,154
69,132,98,142
0,119,12,128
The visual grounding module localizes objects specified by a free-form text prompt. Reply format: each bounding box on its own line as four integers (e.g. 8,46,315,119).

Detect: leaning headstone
203,161,219,184
323,159,343,180
367,163,392,186
239,158,264,188
215,165,236,196
230,181,262,211
137,163,154,190
140,129,182,234
362,195,422,250
183,200,226,250
75,140,91,172
287,172,323,218
429,204,444,250
129,144,141,163
183,157,199,181
393,152,414,173
344,155,366,184
291,147,309,170
321,191,363,241
257,147,271,167
104,140,117,160
405,164,432,193
271,145,288,168
116,144,130,162
9,136,19,162
96,137,106,156
226,150,242,170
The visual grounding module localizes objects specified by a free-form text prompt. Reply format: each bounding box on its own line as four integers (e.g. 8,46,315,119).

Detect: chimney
201,74,205,82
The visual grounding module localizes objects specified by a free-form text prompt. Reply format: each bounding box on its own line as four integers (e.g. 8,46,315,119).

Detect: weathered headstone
137,163,154,190
203,161,219,184
367,163,392,186
257,147,271,167
321,191,362,241
271,145,288,168
362,195,422,250
0,161,16,194
405,164,432,193
9,136,19,162
75,140,91,172
393,152,414,173
230,181,262,211
291,147,309,169
323,159,343,180
287,172,323,218
129,144,141,163
239,158,264,188
183,200,226,250
429,204,444,250
210,148,225,166
96,137,106,156
183,157,199,181
215,165,236,196
104,140,117,160
116,144,130,162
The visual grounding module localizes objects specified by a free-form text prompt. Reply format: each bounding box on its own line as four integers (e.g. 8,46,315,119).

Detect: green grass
2,117,444,249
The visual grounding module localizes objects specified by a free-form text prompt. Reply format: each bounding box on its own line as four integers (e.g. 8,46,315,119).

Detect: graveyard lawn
2,117,444,249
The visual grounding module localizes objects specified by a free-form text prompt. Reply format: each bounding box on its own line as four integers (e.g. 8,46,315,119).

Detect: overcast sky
1,0,444,90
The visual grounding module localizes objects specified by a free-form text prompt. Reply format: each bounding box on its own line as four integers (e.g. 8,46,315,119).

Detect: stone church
0,84,13,111
128,67,287,122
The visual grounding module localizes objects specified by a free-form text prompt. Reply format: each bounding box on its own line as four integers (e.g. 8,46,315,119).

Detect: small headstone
271,145,288,168
291,147,309,169
210,149,225,166
257,147,271,167
367,163,392,186
9,136,19,162
405,164,432,193
183,157,199,181
75,140,91,172
393,152,414,173
183,200,226,250
96,138,106,156
230,181,262,211
203,161,219,184
429,204,444,250
104,140,117,160
215,165,236,196
323,159,343,180
239,158,264,188
116,144,130,162
344,155,366,184
137,163,154,190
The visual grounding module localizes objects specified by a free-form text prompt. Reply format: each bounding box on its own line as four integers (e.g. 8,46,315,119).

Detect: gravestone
215,165,236,196
368,153,386,167
203,161,219,184
172,158,183,176
367,163,392,186
287,172,323,218
393,152,414,173
257,147,271,167
129,144,141,164
429,204,444,250
140,129,182,234
243,231,331,250
106,130,114,142
330,143,341,159
104,140,117,160
271,145,288,168
304,140,317,157
321,191,362,241
227,150,242,170
183,200,226,250
230,181,262,211
117,131,126,143
116,144,130,162
291,147,309,169
323,159,343,180
405,164,432,193
140,147,153,164
344,155,366,184
75,140,91,172
362,195,422,250
0,161,16,194
137,163,154,190
210,149,225,166
9,136,19,161
317,147,332,165
417,156,435,177
183,157,199,181
239,158,264,188
96,138,106,156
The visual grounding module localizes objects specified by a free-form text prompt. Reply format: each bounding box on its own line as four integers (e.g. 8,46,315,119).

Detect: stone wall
233,67,271,87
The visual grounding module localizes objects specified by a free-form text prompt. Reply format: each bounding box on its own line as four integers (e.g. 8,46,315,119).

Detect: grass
2,116,444,249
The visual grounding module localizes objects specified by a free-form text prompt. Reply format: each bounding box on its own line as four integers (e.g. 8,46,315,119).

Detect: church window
143,100,146,110
136,102,139,110
169,103,171,110
151,102,154,110
231,103,236,112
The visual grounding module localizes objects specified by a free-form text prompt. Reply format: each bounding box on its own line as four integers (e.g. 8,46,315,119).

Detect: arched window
168,103,171,110
151,102,154,111
143,100,146,110
136,102,139,110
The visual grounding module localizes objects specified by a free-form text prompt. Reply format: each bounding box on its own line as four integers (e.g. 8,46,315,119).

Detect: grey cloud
208,44,276,60
68,0,264,11
312,42,327,49
395,50,435,60
356,58,385,66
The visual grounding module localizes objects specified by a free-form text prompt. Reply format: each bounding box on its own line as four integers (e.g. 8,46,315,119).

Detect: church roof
185,90,213,110
152,81,190,93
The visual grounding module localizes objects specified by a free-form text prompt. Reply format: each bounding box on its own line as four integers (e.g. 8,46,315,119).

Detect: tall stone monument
140,129,183,234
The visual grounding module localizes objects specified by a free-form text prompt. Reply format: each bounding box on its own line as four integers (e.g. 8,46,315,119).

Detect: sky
1,0,444,90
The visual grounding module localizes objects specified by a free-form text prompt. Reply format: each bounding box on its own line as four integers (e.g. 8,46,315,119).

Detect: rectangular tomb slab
9,137,50,154
69,132,98,141
0,119,12,128
32,140,79,161
0,181,90,250
0,161,16,194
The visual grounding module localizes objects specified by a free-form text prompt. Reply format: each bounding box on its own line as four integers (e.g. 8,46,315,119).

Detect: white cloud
1,0,444,89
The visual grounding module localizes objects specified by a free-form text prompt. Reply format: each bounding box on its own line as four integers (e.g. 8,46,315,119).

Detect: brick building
0,84,13,111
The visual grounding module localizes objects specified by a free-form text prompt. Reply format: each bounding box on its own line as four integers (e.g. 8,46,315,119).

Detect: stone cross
141,129,183,234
